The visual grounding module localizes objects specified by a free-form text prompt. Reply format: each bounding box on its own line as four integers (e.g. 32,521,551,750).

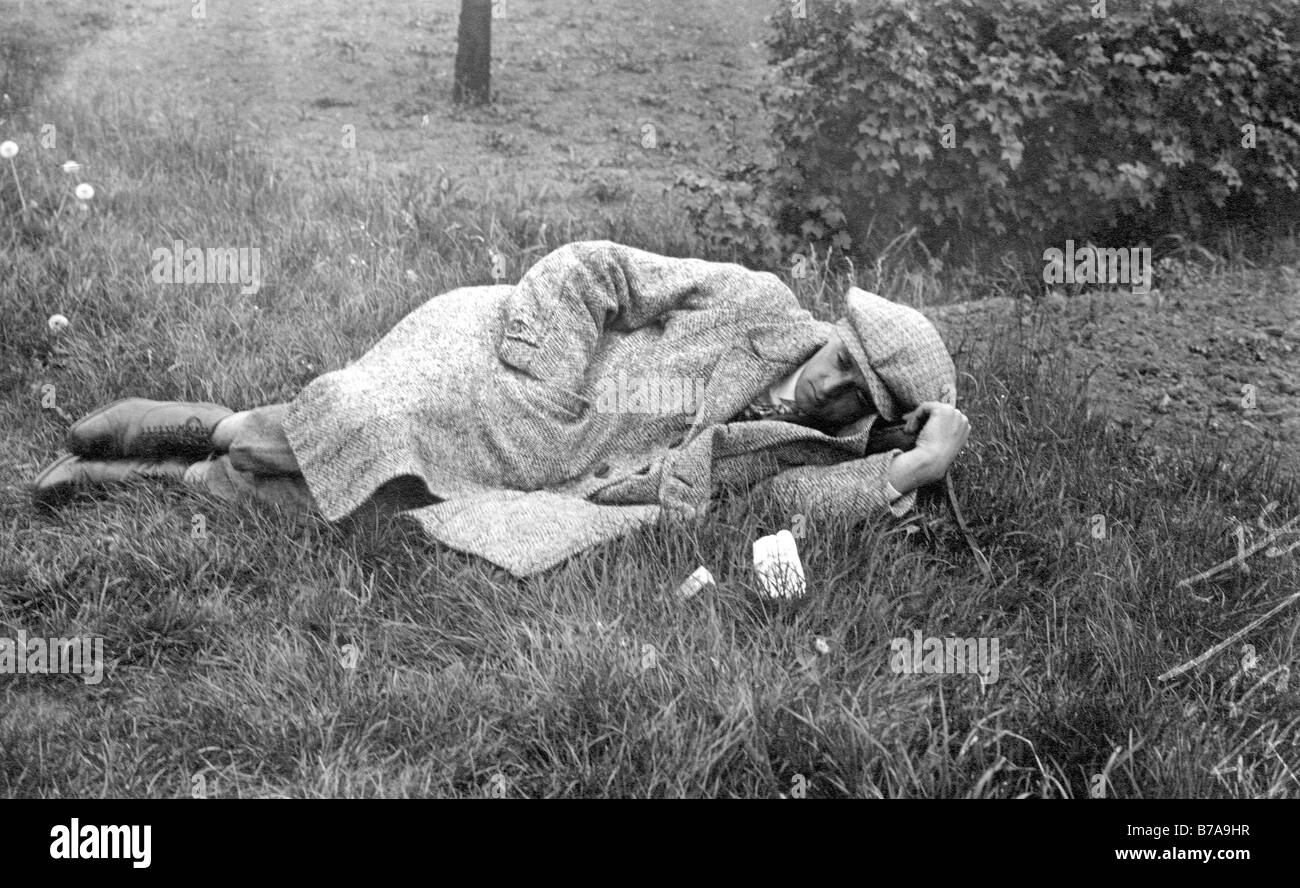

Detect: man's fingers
904,401,970,441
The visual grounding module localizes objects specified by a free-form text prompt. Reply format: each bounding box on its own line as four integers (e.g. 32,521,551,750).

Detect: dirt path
931,266,1300,482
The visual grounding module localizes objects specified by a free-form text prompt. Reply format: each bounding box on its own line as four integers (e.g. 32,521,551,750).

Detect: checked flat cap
834,287,956,423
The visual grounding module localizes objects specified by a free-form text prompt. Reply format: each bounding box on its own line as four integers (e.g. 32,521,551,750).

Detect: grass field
3,0,1300,798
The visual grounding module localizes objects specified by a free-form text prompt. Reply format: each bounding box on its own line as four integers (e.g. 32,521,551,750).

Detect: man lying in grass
32,241,970,576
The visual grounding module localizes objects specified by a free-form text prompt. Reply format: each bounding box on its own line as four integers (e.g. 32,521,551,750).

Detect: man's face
794,329,874,427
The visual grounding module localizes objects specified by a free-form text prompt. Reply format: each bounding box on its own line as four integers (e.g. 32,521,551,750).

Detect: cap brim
835,317,897,423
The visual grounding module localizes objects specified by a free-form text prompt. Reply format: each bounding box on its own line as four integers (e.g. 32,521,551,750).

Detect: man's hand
887,402,971,493
903,402,971,472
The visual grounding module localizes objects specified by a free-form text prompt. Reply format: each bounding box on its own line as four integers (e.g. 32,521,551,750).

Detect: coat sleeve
496,240,798,387
749,448,918,523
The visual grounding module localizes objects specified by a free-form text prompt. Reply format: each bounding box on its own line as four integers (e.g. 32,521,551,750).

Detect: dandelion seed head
74,182,95,201
0,140,18,159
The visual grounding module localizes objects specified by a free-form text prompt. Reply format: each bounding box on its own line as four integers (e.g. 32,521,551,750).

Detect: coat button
593,462,612,478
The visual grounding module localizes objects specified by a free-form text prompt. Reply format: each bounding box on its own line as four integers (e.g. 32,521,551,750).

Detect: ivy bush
673,169,784,266
758,0,1300,260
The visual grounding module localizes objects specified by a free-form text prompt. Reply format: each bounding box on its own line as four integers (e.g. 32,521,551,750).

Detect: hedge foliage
758,0,1300,259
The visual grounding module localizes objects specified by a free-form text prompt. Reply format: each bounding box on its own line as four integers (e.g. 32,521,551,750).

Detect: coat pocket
497,293,591,388
497,314,542,374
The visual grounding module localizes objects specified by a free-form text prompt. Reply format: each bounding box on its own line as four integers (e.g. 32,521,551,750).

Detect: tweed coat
281,241,934,577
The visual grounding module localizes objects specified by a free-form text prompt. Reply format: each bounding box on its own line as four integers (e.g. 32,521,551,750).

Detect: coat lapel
687,315,829,435
687,345,772,433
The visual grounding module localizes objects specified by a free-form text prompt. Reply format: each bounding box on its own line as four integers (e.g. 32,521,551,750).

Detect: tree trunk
453,0,492,105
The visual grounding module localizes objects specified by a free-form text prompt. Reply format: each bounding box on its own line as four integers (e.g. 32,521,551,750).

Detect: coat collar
687,316,830,434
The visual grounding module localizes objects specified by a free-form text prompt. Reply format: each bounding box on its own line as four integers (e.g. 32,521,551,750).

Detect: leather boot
66,398,233,460
32,453,193,508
